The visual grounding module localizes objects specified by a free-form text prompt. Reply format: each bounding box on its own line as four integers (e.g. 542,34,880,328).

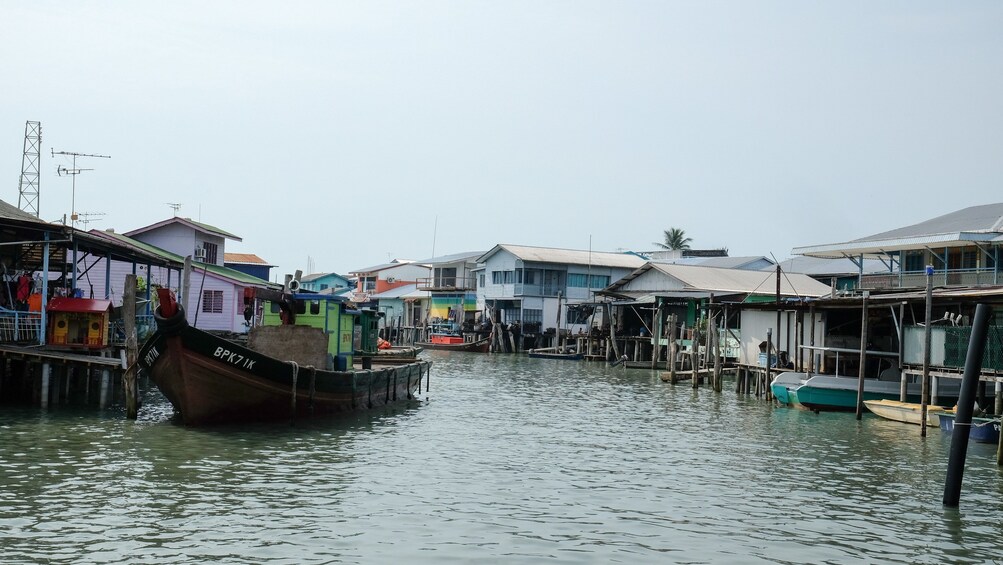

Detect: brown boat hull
140,323,430,426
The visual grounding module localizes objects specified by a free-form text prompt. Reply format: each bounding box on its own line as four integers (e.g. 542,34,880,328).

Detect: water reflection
0,352,1001,563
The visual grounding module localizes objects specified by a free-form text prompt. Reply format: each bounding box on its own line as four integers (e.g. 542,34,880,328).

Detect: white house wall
134,223,226,265
619,270,686,292
380,263,431,282
739,309,825,368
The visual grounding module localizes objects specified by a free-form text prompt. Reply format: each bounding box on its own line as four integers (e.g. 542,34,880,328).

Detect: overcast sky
2,2,1001,278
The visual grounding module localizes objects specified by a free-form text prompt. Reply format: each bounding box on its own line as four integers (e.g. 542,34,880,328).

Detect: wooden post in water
898,301,907,403
606,302,621,361
764,328,772,400
921,266,933,437
123,274,140,419
713,310,722,393
668,313,678,385
40,362,50,409
855,291,870,420
652,302,663,370
691,325,700,389
943,303,992,506
809,304,816,374
99,368,111,410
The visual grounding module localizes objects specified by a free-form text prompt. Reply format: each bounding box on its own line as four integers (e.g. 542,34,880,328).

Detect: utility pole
51,149,111,228
17,121,42,217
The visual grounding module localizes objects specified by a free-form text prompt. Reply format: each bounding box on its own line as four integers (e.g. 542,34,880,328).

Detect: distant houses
224,253,275,282
299,272,353,294
475,244,646,334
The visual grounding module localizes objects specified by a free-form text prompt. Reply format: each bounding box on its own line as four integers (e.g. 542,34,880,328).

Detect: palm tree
653,228,692,250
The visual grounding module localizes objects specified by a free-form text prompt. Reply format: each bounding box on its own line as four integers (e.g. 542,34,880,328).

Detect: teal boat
770,372,809,406
795,375,960,412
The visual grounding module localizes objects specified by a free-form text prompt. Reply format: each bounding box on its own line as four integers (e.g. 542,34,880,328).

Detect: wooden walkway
0,344,125,369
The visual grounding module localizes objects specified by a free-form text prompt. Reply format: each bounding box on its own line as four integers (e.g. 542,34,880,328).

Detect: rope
289,361,299,420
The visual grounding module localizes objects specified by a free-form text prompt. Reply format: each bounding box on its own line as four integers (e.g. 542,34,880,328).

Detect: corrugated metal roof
768,256,889,276
608,263,832,298
0,199,49,223
479,244,646,269
223,253,273,266
652,255,774,270
793,203,1003,258
411,250,485,264
371,284,430,300
125,217,243,241
349,259,417,274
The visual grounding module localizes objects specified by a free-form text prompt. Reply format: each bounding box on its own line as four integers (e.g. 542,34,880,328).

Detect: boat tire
154,304,188,336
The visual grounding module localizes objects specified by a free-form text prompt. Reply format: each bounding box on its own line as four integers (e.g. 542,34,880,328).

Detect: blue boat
939,413,1001,443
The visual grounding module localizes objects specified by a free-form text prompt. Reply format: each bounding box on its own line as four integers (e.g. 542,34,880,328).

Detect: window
492,270,515,284
201,241,218,264
201,290,223,314
320,284,329,291
903,250,925,272
523,309,543,324
479,274,485,287
589,275,610,289
567,274,588,288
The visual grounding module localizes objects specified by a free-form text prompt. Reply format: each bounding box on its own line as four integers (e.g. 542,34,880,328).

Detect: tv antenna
166,202,182,216
51,149,111,228
77,212,106,228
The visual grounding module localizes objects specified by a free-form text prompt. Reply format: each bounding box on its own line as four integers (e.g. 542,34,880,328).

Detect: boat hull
415,339,490,353
863,399,950,426
939,413,1002,443
527,351,583,360
795,375,959,412
140,322,430,426
770,372,808,407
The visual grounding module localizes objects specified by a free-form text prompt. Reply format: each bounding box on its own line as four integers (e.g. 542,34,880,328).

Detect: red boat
416,333,490,353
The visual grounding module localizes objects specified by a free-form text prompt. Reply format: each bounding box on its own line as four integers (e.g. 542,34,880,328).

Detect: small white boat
863,399,952,426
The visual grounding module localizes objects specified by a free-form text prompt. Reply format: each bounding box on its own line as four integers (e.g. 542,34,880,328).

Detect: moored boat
770,372,809,406
938,413,1001,443
140,288,431,426
416,333,490,353
527,347,583,360
795,375,960,412
863,399,951,426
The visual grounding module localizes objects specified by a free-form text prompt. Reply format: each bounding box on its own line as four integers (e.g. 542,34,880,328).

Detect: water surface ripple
1,352,1001,563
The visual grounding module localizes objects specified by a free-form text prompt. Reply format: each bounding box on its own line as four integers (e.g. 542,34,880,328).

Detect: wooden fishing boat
863,399,951,426
139,288,431,426
938,413,1001,443
416,333,490,353
527,347,583,361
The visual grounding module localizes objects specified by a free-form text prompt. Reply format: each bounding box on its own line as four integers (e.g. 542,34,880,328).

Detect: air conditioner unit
193,246,206,261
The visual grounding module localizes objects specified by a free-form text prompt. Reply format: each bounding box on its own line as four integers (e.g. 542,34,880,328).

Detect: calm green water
2,351,1002,564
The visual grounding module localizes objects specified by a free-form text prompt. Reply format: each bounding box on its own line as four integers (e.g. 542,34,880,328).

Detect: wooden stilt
124,274,140,419
40,362,50,409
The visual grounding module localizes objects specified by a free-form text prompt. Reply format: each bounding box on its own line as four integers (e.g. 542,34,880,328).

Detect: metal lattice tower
17,121,42,217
